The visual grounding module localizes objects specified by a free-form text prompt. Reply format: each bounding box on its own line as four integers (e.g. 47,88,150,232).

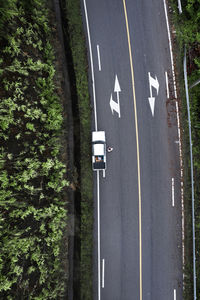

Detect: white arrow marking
110,75,121,118
114,75,121,117
148,72,159,96
114,74,121,93
148,72,159,116
110,93,121,118
148,97,155,117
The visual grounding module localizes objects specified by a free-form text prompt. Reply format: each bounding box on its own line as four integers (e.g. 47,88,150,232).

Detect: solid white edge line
97,170,101,300
172,177,175,207
165,71,169,99
174,289,176,300
97,45,101,71
163,0,177,99
83,0,98,131
102,259,105,288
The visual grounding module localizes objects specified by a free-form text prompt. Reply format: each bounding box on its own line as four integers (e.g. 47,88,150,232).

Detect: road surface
82,0,183,299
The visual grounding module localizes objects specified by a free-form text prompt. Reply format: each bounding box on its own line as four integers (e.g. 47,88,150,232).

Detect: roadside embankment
170,1,200,299
60,0,93,299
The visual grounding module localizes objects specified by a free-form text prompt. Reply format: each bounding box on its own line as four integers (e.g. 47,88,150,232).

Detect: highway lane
82,0,183,299
124,1,183,299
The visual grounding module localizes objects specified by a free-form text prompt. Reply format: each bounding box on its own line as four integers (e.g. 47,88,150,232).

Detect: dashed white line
172,178,175,207
174,289,176,300
102,259,105,288
165,71,169,99
97,45,101,71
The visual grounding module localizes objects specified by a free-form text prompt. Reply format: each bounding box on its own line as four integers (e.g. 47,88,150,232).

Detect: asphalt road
82,0,183,299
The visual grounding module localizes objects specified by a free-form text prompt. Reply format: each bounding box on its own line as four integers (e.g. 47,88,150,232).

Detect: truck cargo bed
93,161,106,170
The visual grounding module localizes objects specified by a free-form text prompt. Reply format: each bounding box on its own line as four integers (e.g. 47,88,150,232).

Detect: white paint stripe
172,178,175,207
102,259,105,288
163,0,177,99
165,71,169,98
174,289,176,300
97,170,101,300
83,0,98,131
97,45,101,71
177,0,182,14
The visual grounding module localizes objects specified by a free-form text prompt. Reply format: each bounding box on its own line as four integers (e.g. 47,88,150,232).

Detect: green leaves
174,0,200,297
0,0,68,298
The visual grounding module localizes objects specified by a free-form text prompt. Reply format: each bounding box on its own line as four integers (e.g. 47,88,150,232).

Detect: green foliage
171,0,200,298
0,0,69,298
173,0,200,45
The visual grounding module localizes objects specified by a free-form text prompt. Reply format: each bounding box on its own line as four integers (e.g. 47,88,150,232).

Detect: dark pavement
82,0,183,299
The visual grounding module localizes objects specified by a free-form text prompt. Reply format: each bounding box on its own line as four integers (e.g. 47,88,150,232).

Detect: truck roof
92,131,105,142
93,144,105,156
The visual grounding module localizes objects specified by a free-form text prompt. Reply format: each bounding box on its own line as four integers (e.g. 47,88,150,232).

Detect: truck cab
92,131,106,171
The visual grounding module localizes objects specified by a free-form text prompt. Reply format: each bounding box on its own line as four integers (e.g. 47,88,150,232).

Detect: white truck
92,131,107,172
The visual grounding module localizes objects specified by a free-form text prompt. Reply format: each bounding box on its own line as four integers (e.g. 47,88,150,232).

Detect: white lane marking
177,0,182,14
148,72,159,96
83,0,98,131
97,170,101,300
172,178,175,207
148,72,159,117
163,0,177,99
165,71,169,99
97,45,101,71
103,169,105,178
174,289,176,300
114,75,121,118
110,75,122,118
102,259,105,288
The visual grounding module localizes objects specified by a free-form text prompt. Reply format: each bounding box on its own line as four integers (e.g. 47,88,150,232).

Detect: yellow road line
122,1,142,300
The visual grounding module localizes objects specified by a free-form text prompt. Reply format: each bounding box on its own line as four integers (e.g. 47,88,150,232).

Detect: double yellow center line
122,1,143,299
